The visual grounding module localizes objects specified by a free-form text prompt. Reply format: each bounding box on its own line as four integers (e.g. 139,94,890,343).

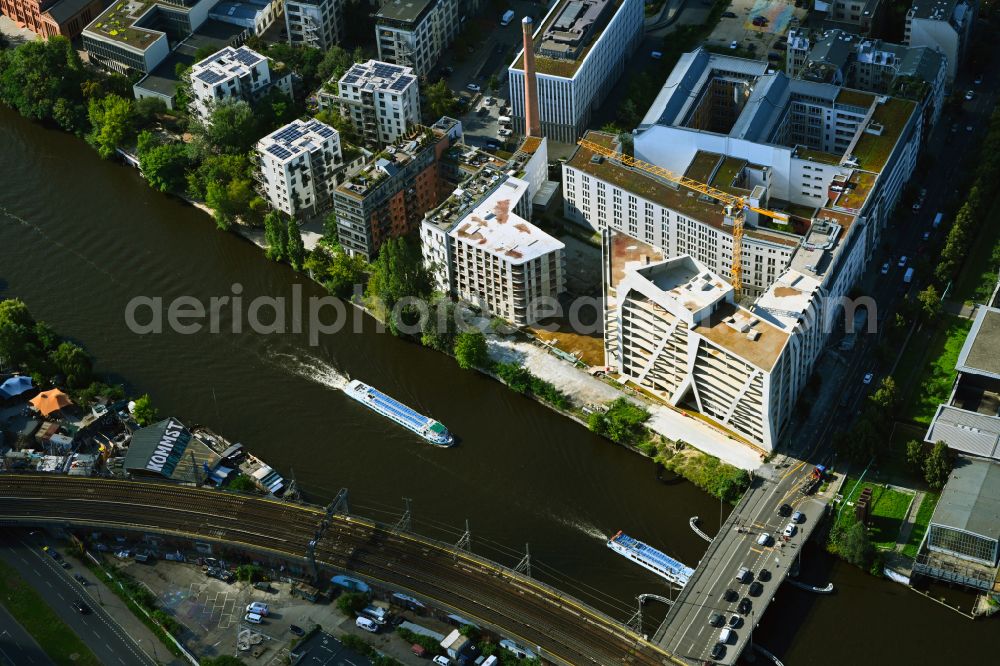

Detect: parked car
709,612,725,627
432,657,452,666
749,581,764,597
922,231,930,241
722,11,737,17
466,83,481,93
289,624,305,636
898,255,908,267
737,598,752,615
863,372,874,385
778,503,792,517
651,51,663,59
792,511,805,524
244,612,263,624
356,616,379,633
783,523,798,538
729,40,738,49
483,96,494,106
965,90,975,101
728,614,742,628
711,643,726,660
74,574,88,586
246,602,269,617
974,74,983,85
756,532,772,547
735,567,752,583
880,262,890,274
60,560,71,569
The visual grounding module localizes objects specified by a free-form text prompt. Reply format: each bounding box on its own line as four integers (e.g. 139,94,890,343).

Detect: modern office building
1,0,104,39
913,458,1000,590
904,0,976,83
318,60,421,148
508,0,643,143
422,167,565,327
334,121,457,260
562,47,922,450
256,118,344,218
375,0,460,77
787,28,948,127
925,305,1000,461
189,45,292,123
285,0,341,50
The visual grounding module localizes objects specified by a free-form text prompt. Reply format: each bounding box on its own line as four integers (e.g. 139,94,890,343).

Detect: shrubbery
657,446,750,504
587,398,650,446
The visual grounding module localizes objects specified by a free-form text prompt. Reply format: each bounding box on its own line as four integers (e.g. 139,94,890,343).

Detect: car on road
792,511,805,524
897,255,907,267
711,643,726,660
289,624,305,636
723,588,738,602
748,581,764,597
72,599,90,614
880,262,890,274
756,532,772,547
967,125,974,132
74,574,88,585
920,188,927,199
651,51,663,59
783,523,798,538
729,40,738,49
60,560,71,569
722,11,737,17
974,75,983,85
709,612,725,627
778,503,792,517
728,614,742,628
466,83,481,93
863,372,874,385
912,200,921,212
735,567,752,583
965,90,975,101
737,598,752,615
922,231,930,241
757,568,771,582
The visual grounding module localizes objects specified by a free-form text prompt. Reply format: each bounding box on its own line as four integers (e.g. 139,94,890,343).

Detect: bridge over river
0,474,683,666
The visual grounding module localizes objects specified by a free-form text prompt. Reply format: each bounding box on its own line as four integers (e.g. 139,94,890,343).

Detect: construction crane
578,138,790,299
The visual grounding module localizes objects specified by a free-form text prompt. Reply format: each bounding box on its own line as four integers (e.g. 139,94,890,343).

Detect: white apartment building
563,47,923,451
814,0,884,33
319,60,420,148
787,28,948,127
285,0,342,50
375,0,460,77
256,118,344,218
508,0,643,143
422,172,565,326
189,45,292,124
905,0,976,83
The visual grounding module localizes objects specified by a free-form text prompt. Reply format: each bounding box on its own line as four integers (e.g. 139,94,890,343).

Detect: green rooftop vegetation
795,147,841,166
836,88,875,110
88,1,159,48
685,151,721,184
852,98,916,173
711,156,749,195
523,0,623,78
836,171,876,211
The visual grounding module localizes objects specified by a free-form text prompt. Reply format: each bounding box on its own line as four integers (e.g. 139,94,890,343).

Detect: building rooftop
836,87,876,109
376,0,435,24
909,0,959,21
46,0,104,24
191,45,266,88
849,97,917,172
257,118,339,164
832,170,877,211
450,178,563,264
752,269,823,330
339,60,416,96
926,405,1000,460
133,20,245,100
512,0,623,78
635,256,730,315
930,458,1000,541
956,307,1000,380
608,232,663,289
338,127,440,198
84,0,159,48
699,301,789,372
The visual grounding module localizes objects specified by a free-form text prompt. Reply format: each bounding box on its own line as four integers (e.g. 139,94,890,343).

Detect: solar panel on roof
196,70,225,85
266,144,293,160
313,125,335,138
232,48,262,66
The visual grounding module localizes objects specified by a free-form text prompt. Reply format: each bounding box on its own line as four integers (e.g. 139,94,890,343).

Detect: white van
355,616,379,633
497,115,512,127
719,627,733,644
361,605,391,625
246,602,269,616
244,612,263,624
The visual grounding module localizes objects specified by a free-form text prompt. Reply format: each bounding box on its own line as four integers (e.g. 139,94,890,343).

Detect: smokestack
522,16,541,138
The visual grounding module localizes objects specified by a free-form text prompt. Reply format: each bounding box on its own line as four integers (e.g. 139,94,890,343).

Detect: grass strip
0,559,102,666
901,315,973,424
902,492,940,559
837,481,913,550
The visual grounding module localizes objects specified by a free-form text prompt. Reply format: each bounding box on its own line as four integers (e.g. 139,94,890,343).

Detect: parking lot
706,0,809,55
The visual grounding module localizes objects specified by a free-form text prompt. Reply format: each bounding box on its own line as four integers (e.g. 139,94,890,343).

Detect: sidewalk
894,490,927,552
487,334,763,470
73,553,189,666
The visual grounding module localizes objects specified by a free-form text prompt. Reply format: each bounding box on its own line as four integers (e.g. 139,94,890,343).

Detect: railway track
0,475,681,665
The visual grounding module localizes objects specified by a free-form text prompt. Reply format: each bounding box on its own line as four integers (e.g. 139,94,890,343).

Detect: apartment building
1,0,103,39
563,47,922,450
189,45,292,123
334,122,458,260
375,0,460,78
209,0,283,36
905,0,976,83
508,0,643,143
256,118,344,218
814,0,884,34
285,0,341,49
422,171,564,326
787,28,947,127
318,60,421,148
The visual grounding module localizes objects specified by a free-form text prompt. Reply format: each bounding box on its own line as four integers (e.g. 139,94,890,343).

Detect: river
1,106,994,663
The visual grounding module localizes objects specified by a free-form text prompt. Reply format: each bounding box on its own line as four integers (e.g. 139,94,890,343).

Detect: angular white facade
256,118,344,218
189,46,291,124
319,60,421,148
508,0,643,143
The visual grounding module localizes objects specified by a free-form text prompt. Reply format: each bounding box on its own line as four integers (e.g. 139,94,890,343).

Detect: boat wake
271,351,350,391
551,515,607,541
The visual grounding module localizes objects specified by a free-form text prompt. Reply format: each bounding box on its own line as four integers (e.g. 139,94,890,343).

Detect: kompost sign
144,418,190,476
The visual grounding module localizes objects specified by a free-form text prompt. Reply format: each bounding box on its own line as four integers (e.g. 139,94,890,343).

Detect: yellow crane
578,138,790,298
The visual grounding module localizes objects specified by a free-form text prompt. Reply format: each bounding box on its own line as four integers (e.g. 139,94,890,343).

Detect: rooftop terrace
699,302,789,372
851,97,916,173
85,0,160,48
516,0,623,78
338,127,439,198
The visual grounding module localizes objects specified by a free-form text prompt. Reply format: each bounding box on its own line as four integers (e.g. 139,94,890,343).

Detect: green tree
136,132,189,193
336,591,369,616
287,217,306,270
366,236,432,325
132,394,158,426
906,439,926,472
206,178,255,230
868,376,898,413
134,96,167,128
235,564,264,583
87,94,136,159
0,298,36,367
196,100,258,154
487,74,499,92
227,474,258,493
917,284,942,321
324,250,367,298
426,79,456,118
834,515,873,568
923,441,953,489
263,211,289,262
421,300,457,351
453,330,488,370
49,341,92,389
51,97,87,135
0,37,87,124
588,398,650,445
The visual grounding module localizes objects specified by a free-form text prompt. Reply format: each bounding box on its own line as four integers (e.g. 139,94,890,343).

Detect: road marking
749,547,762,554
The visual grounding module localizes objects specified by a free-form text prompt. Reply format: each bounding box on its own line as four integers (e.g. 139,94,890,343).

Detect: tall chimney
522,16,542,138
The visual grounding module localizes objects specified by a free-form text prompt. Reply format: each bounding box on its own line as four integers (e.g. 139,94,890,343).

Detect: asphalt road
0,602,54,666
0,533,156,666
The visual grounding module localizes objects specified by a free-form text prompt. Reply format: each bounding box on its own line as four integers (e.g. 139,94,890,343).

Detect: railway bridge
0,474,682,666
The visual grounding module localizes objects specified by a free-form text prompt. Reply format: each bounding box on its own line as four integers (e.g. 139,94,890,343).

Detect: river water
1,107,994,662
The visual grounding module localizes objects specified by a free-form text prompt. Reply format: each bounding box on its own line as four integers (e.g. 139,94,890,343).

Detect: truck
800,465,826,495
932,212,943,229
903,267,914,284
501,9,515,25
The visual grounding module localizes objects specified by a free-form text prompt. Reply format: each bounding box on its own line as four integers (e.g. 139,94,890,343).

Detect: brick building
1,0,103,39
